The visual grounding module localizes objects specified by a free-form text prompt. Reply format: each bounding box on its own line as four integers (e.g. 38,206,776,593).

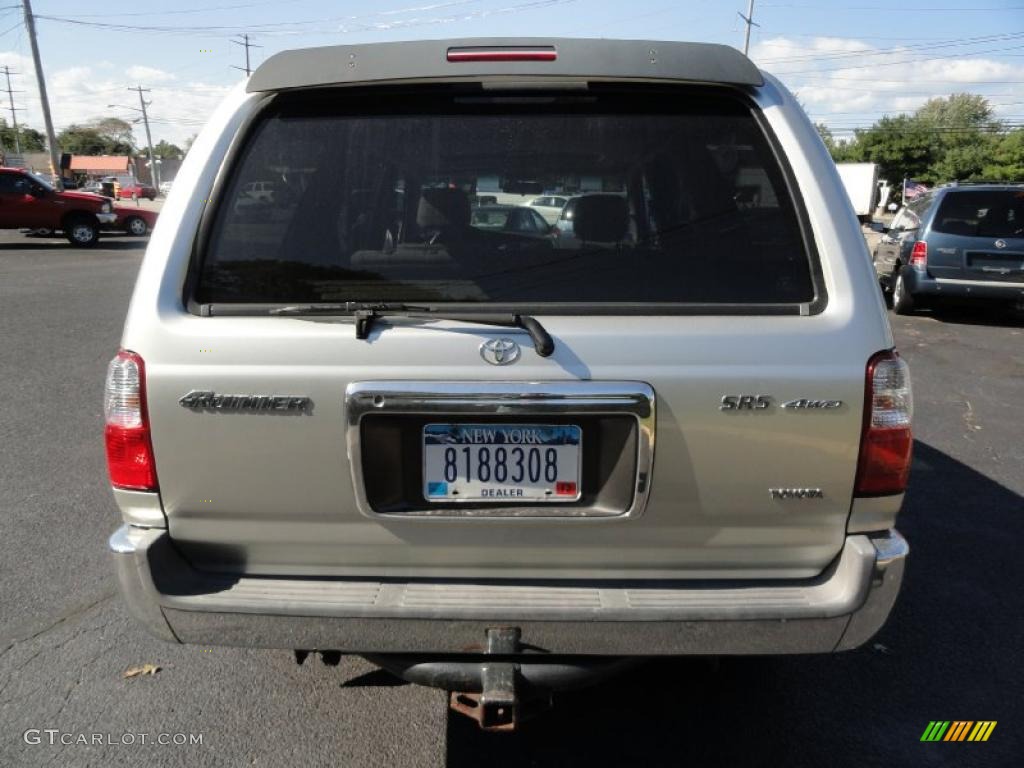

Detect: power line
760,3,1024,10
50,0,307,18
757,31,1024,64
773,42,1024,75
0,17,20,36
230,33,262,77
778,31,1024,41
33,0,577,37
823,124,1024,133
22,0,62,190
126,85,161,189
739,0,758,56
1,64,23,154
794,76,1024,83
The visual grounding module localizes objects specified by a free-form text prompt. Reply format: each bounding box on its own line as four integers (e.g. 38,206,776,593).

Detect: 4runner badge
178,390,312,413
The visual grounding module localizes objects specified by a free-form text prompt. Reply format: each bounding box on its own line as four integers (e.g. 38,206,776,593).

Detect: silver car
106,38,911,731
526,195,569,224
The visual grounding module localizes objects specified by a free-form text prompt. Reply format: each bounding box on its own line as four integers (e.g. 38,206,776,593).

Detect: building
69,155,135,180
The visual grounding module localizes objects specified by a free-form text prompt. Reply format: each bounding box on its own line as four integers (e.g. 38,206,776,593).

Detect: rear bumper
110,526,907,655
905,269,1024,301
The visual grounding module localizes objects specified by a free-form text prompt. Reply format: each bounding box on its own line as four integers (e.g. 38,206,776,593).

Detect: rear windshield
932,190,1024,238
195,88,817,309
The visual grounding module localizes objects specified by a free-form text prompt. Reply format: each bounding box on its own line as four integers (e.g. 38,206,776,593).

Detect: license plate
422,424,581,503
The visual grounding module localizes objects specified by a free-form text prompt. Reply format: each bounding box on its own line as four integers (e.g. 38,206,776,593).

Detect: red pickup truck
0,167,116,246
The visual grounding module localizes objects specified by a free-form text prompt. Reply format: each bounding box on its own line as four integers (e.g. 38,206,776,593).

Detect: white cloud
0,53,233,147
750,36,1024,131
124,65,178,83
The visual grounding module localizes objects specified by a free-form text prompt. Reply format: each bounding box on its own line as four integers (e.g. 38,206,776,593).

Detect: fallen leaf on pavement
123,664,161,678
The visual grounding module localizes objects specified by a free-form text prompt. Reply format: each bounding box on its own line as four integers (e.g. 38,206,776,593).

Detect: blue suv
873,183,1024,314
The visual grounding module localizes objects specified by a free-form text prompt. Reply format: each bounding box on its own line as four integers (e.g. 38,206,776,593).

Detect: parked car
872,182,1024,314
0,167,115,246
106,38,911,731
110,204,158,236
81,180,106,195
526,195,569,224
117,182,157,200
470,204,553,236
241,180,276,202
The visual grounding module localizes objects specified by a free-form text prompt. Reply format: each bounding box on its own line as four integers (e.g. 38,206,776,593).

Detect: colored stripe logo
921,721,997,742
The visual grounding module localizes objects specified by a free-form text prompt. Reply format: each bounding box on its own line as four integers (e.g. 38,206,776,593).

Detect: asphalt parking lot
0,232,1021,767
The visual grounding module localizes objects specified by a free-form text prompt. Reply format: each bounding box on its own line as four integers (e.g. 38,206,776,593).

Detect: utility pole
128,85,160,189
22,0,62,189
230,33,262,76
1,65,23,156
739,0,759,57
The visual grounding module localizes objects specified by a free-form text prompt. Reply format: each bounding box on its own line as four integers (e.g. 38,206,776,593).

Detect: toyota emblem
994,239,1007,249
480,338,520,366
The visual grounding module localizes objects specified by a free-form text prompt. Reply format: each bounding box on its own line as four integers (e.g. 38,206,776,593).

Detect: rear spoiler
246,37,764,93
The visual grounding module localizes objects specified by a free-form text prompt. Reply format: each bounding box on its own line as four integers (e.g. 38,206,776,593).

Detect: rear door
145,85,872,581
874,207,915,278
927,189,1024,281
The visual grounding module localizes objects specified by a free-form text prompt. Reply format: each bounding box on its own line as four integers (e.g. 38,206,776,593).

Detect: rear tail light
446,46,557,63
909,240,927,267
855,351,913,497
104,350,158,491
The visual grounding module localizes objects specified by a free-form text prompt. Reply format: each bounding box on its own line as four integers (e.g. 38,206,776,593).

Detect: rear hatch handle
269,302,555,357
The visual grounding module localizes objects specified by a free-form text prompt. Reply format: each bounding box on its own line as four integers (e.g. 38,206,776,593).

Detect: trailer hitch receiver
448,627,551,732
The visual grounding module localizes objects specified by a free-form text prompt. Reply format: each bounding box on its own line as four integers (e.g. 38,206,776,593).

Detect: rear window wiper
270,302,555,357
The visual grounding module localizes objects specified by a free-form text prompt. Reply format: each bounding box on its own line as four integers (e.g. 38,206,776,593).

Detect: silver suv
105,38,912,730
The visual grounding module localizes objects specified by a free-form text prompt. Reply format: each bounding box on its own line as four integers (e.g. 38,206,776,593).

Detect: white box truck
836,162,879,223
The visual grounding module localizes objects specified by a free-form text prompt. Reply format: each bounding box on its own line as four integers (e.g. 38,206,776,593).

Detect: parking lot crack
0,592,114,653
51,646,109,721
0,609,117,701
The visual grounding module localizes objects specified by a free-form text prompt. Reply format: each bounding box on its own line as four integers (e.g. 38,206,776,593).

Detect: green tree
981,129,1024,181
816,93,1010,183
815,122,859,163
929,139,997,182
815,122,837,153
915,93,998,181
851,114,936,183
91,117,136,149
0,118,46,152
153,139,183,159
57,117,135,155
915,92,995,131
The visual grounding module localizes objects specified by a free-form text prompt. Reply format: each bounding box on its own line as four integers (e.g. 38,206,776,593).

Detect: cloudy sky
0,0,1021,148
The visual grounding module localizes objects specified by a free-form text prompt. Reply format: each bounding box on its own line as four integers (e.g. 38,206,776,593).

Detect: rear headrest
417,188,470,230
572,195,629,243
